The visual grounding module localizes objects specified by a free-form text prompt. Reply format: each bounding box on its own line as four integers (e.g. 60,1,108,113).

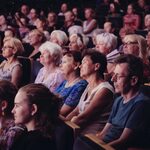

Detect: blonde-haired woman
0,37,24,87
35,41,64,92
28,29,46,60
123,34,148,62
123,34,150,82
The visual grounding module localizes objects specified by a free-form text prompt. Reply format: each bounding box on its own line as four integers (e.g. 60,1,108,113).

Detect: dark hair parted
19,83,60,137
115,54,144,86
0,80,17,117
63,51,82,76
83,49,107,78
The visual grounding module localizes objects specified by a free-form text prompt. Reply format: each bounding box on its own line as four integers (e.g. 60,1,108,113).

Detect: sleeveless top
83,19,97,37
78,82,114,126
0,60,22,81
35,67,64,92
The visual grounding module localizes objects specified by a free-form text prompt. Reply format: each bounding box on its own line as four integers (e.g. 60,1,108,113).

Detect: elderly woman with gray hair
50,30,68,46
35,41,64,92
96,32,120,79
96,32,118,58
50,30,69,52
69,33,89,52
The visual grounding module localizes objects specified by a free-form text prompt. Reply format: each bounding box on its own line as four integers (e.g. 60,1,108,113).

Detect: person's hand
71,116,78,123
96,132,102,139
59,114,67,121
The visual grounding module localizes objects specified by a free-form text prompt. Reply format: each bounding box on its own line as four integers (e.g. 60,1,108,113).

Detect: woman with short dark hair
55,51,87,117
66,50,114,134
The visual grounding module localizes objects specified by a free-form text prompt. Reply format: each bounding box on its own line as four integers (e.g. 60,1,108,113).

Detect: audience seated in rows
0,1,150,149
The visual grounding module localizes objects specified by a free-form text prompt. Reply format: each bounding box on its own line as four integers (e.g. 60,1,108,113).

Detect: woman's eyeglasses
123,41,138,46
2,46,14,50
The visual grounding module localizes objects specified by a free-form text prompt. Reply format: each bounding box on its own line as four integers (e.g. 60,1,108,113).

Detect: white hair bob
39,41,62,65
96,33,117,50
50,30,68,46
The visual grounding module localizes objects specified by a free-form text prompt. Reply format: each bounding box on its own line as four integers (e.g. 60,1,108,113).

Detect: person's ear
74,62,80,70
1,100,8,112
79,44,84,50
94,63,100,71
12,48,17,55
31,104,38,116
38,36,43,42
130,76,138,86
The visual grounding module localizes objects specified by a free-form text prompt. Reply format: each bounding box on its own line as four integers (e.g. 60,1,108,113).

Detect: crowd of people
0,0,150,149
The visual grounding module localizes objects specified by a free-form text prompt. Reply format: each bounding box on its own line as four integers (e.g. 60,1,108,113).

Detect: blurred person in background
69,33,89,52
83,8,98,38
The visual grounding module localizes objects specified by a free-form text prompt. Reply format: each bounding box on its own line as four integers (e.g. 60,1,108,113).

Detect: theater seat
18,56,31,86
73,134,115,150
54,119,80,150
140,84,150,98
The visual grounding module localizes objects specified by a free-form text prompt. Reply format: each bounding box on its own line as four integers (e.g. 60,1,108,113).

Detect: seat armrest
85,134,115,150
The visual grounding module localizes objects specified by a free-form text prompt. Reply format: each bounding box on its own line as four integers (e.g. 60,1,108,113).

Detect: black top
11,130,56,150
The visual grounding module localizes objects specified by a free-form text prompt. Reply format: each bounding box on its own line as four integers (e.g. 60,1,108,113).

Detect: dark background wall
0,0,97,15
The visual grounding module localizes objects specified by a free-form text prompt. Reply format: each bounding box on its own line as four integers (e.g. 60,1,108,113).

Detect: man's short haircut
115,54,144,86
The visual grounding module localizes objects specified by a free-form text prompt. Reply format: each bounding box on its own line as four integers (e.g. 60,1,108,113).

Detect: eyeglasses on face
112,73,129,81
123,41,138,46
2,46,14,50
146,35,150,39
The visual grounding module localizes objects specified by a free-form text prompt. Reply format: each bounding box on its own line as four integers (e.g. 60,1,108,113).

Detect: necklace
65,77,81,88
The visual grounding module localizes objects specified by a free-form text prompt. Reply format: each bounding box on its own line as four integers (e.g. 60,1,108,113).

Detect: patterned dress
0,60,22,82
55,79,87,107
0,118,27,150
35,67,64,92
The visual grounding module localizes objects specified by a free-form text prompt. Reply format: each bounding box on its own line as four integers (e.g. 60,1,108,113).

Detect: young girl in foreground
11,83,59,150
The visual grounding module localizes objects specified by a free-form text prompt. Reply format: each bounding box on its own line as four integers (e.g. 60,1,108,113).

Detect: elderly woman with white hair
69,33,89,52
35,41,64,92
96,33,120,79
50,30,68,47
96,33,120,63
96,32,118,56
